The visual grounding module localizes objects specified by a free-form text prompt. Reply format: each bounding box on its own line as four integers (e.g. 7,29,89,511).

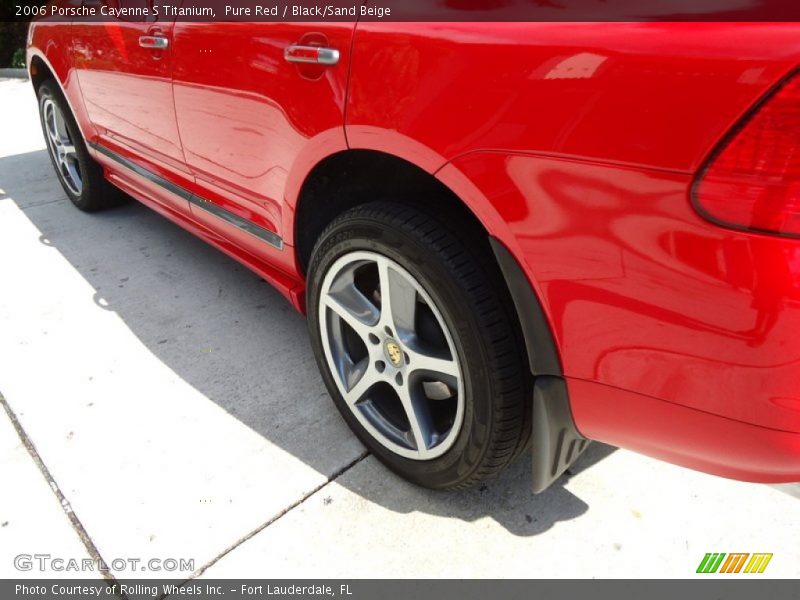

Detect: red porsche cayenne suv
27,12,800,490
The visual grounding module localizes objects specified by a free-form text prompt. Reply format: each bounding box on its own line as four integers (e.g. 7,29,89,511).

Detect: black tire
37,80,127,211
307,202,531,490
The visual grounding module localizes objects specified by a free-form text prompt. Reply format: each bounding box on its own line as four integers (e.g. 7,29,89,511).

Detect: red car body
27,11,800,485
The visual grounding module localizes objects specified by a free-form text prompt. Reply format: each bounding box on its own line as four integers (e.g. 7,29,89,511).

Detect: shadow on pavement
1,148,616,538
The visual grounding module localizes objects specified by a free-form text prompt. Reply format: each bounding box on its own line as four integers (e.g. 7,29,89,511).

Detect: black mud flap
489,237,589,493
531,375,589,493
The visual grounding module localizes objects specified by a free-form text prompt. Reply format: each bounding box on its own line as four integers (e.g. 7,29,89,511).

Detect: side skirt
88,141,304,309
89,141,283,250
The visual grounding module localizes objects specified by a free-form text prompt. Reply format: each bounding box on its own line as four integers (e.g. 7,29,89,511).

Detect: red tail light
693,73,800,238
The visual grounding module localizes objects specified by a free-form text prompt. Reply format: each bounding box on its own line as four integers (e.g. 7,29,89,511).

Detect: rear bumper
568,377,800,483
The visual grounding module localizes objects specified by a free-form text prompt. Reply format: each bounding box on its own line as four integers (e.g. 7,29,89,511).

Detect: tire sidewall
307,214,500,489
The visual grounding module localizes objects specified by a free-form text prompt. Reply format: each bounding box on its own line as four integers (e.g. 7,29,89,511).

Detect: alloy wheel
43,97,82,197
318,251,464,460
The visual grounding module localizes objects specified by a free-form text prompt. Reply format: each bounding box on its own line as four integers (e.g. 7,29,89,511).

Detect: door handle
139,35,169,50
284,45,339,66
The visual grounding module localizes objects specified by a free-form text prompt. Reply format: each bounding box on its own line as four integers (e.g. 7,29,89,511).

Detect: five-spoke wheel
42,97,82,197
319,251,464,460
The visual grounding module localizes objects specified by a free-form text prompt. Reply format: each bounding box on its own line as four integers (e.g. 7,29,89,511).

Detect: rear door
71,0,190,213
170,22,355,258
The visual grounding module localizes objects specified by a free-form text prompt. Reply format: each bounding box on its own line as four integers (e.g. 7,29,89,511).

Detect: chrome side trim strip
188,195,283,249
89,141,283,250
91,141,193,201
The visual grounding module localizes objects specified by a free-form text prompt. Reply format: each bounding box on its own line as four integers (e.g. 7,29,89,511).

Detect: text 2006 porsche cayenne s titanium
27,10,800,490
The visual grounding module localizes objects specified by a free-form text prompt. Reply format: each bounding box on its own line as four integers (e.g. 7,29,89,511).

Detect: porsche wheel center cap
384,340,403,367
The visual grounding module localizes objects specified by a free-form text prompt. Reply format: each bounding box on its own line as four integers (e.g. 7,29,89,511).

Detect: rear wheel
307,202,531,490
37,80,126,211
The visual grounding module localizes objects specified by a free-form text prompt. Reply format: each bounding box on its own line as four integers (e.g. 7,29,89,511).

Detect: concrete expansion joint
175,449,371,592
0,391,126,595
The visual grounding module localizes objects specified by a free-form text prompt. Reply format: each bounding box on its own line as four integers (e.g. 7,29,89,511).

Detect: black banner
4,0,800,23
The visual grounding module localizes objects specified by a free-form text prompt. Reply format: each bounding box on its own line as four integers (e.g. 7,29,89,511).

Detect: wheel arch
292,148,563,379
29,54,54,94
293,150,480,271
27,46,96,143
28,46,67,96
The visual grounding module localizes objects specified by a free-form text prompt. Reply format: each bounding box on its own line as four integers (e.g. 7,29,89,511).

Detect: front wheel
306,202,531,490
37,80,126,211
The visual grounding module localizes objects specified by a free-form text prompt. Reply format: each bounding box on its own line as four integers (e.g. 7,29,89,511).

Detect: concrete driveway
1,77,798,581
